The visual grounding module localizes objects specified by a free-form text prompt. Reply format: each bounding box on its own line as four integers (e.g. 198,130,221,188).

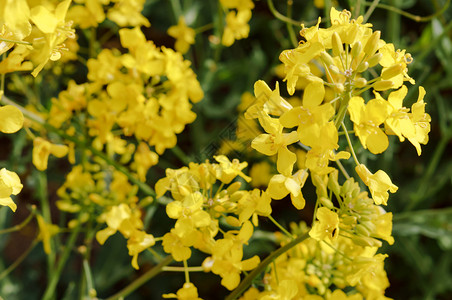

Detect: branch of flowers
42,220,82,300
1,95,157,199
225,232,310,300
364,0,451,22
105,256,173,300
0,206,36,234
0,239,39,281
268,215,294,239
341,122,360,165
267,0,302,26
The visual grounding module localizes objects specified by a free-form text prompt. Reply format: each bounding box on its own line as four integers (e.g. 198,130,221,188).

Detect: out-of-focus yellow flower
168,17,195,54
32,137,69,171
222,9,251,47
0,104,24,133
0,168,22,212
37,214,60,254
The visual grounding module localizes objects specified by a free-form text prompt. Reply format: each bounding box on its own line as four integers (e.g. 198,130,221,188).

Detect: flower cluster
0,0,74,76
220,0,254,46
156,155,269,291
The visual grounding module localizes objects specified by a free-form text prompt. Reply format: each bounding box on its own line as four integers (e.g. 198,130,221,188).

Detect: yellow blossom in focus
309,207,339,241
163,282,203,300
32,137,69,171
168,17,195,54
355,164,398,205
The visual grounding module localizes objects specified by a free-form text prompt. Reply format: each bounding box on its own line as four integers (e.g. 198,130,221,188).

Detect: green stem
0,207,36,234
105,256,173,300
42,221,81,300
83,259,95,296
286,0,298,48
162,266,205,272
0,239,39,281
341,122,360,165
363,0,380,23
225,232,310,300
364,0,451,22
268,215,294,238
267,0,300,26
0,37,32,45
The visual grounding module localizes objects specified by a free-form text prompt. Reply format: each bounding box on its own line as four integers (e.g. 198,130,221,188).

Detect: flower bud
355,224,371,236
329,65,340,74
319,197,334,209
351,41,362,59
364,31,381,56
342,215,357,225
373,80,394,91
320,51,335,67
367,52,383,67
354,77,367,88
352,235,382,247
356,61,369,73
381,63,404,79
332,32,343,57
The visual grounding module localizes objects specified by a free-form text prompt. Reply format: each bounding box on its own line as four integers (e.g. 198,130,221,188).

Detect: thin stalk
268,215,294,239
0,37,32,45
363,0,380,23
341,122,360,165
286,0,298,48
105,256,173,300
83,259,95,297
267,0,300,26
0,207,36,234
42,221,82,300
225,232,310,300
364,0,451,22
163,266,204,272
0,239,39,281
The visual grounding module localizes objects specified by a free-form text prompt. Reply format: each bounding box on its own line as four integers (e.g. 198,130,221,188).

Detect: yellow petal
0,105,24,133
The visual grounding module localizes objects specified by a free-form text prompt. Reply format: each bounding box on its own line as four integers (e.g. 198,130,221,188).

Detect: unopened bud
320,51,335,67
367,52,383,67
226,181,242,194
364,31,381,56
356,224,371,236
373,80,394,91
319,197,334,209
352,235,382,247
332,32,343,57
356,61,369,73
354,77,367,88
329,65,340,74
327,170,341,195
351,41,362,59
342,215,357,225
311,174,328,197
381,63,404,79
361,220,376,233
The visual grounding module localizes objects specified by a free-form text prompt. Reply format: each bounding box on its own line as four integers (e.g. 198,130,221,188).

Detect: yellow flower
251,114,298,175
37,214,60,254
168,17,195,54
348,96,392,154
222,9,252,47
32,137,69,171
309,207,339,241
355,164,398,205
267,169,308,209
162,282,203,300
0,104,24,133
408,86,431,155
214,155,251,183
28,0,74,77
0,168,23,212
